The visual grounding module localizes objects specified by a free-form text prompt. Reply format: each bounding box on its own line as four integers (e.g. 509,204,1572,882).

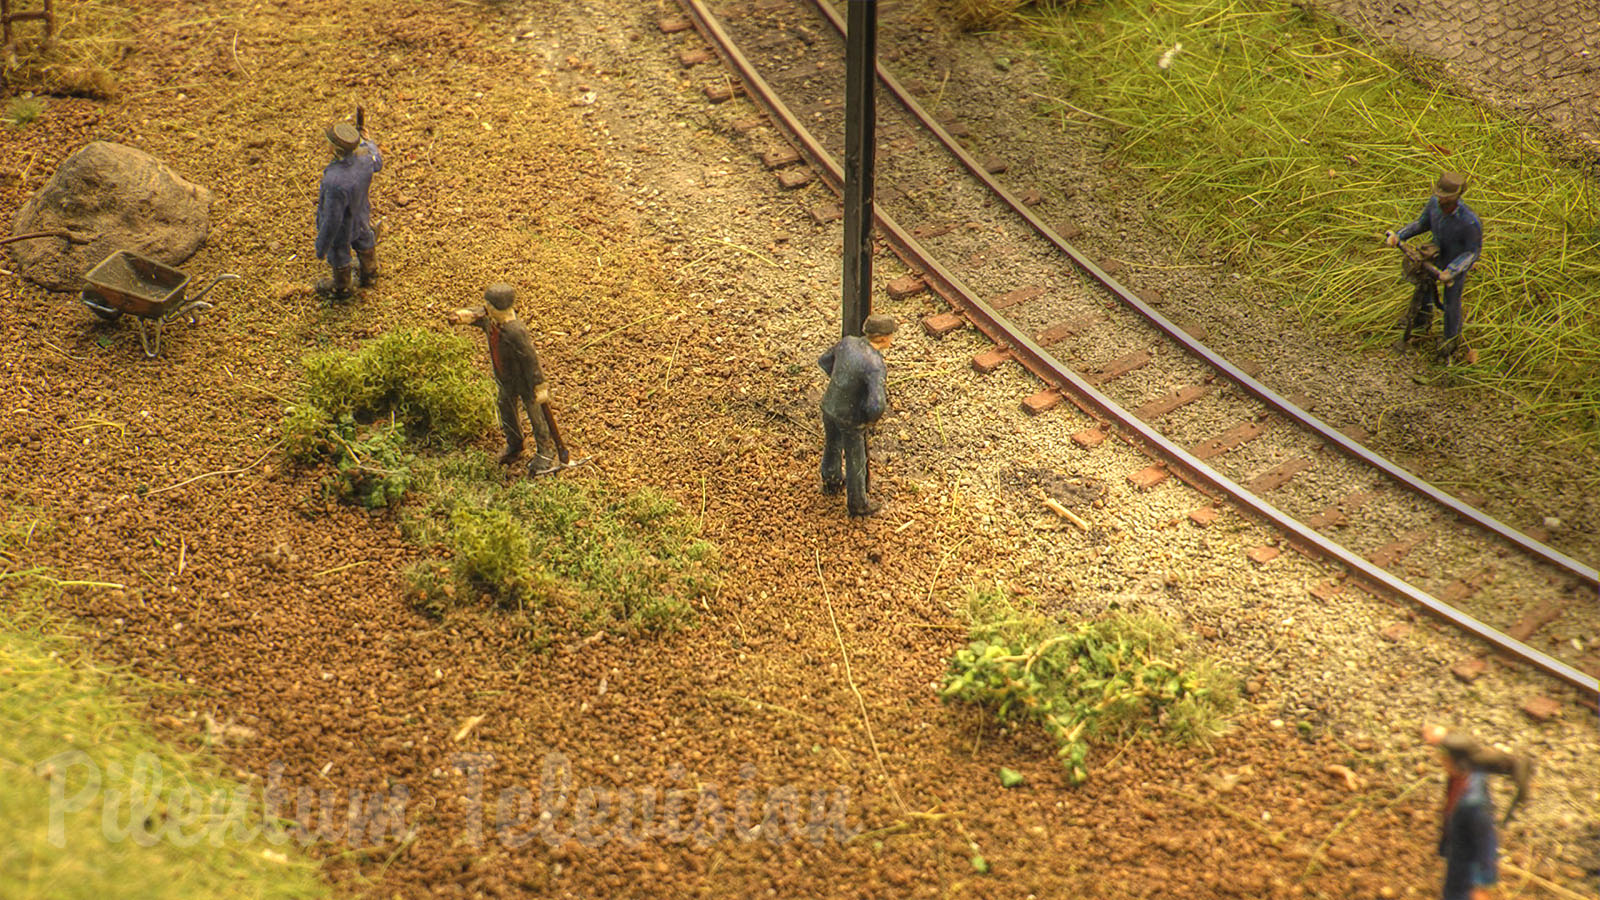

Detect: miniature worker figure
1421,724,1533,900
818,314,898,517
448,283,560,475
1385,172,1482,363
314,121,383,301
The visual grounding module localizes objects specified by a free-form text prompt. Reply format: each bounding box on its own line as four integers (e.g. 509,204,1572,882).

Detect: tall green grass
1024,0,1600,433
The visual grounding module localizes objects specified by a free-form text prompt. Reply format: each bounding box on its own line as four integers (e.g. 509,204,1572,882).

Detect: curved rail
798,0,1596,592
679,0,1599,696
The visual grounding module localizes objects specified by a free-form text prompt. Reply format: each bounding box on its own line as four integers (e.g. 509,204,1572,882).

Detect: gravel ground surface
2,0,1595,897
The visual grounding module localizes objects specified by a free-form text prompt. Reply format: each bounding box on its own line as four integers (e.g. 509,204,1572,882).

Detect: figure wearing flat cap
818,314,898,517
1421,724,1533,900
1386,172,1482,363
449,284,564,475
314,121,383,300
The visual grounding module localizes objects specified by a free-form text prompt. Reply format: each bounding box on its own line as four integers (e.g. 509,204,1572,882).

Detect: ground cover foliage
1023,0,1600,436
0,512,327,900
281,331,717,635
941,587,1238,785
0,0,129,99
402,455,717,637
282,329,491,507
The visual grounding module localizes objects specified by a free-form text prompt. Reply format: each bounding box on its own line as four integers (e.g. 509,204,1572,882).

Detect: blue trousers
820,416,871,513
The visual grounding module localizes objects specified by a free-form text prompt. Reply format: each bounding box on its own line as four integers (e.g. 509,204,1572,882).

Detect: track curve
677,0,1598,697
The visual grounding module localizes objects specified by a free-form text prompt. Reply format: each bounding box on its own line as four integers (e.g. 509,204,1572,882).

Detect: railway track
668,0,1598,700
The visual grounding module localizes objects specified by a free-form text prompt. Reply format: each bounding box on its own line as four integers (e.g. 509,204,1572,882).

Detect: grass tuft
1023,0,1600,437
3,95,46,128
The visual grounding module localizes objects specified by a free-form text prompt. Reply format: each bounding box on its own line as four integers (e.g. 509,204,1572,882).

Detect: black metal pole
841,0,877,337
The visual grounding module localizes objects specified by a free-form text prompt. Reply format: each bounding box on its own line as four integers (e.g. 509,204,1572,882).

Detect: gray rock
8,141,212,291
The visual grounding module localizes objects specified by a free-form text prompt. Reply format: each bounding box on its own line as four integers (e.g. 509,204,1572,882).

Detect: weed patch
941,586,1237,784
281,329,491,508
404,456,716,636
1024,0,1600,436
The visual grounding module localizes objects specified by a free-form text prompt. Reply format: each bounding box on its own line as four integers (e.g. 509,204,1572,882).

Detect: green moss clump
299,328,492,444
281,329,491,509
405,468,717,637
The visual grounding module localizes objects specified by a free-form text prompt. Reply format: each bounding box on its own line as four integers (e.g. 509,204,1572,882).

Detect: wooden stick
0,229,95,247
1039,494,1091,531
1500,862,1597,900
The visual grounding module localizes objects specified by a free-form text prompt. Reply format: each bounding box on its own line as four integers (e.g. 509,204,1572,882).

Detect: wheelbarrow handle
1393,242,1447,280
189,273,241,305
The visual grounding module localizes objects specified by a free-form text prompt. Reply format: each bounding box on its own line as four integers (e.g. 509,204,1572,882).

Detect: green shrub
281,330,490,509
446,506,540,607
300,328,492,444
941,587,1237,784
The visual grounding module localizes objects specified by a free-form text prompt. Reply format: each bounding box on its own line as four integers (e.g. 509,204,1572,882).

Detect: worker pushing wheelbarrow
78,250,238,358
1384,171,1482,365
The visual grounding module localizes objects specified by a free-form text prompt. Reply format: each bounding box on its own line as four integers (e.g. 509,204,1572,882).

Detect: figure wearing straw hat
1385,172,1482,363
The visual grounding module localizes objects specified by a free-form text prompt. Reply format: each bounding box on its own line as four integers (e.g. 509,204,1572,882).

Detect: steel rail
678,0,1599,696
797,0,1597,592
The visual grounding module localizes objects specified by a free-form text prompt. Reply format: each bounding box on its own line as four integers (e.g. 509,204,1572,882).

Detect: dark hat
863,313,899,337
326,122,361,153
484,283,516,310
1433,171,1466,200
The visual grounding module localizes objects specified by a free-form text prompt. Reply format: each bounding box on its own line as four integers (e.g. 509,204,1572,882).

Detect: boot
498,441,523,465
848,499,881,518
528,453,559,476
356,247,379,288
315,265,354,301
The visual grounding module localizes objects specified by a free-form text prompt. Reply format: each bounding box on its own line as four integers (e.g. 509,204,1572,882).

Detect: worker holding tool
313,109,383,301
818,313,897,517
1385,171,1481,363
1421,723,1533,900
449,283,566,475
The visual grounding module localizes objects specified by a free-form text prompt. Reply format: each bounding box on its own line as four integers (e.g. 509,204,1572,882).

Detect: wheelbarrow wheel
81,290,123,322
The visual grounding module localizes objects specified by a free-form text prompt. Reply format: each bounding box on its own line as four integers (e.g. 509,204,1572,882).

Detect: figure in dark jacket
818,314,897,517
1422,725,1533,900
450,283,558,475
1386,171,1482,362
314,122,383,300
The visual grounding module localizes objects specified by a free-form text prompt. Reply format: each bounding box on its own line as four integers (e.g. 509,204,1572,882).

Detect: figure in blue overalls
314,121,383,301
1387,171,1482,363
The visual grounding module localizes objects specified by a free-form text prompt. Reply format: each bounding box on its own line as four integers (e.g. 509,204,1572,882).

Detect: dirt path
2,0,1594,897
